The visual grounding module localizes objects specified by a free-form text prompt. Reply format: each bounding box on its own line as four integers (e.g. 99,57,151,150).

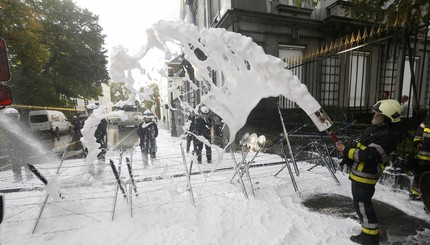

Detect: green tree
35,0,109,105
0,0,50,102
346,0,429,30
110,81,131,104
140,83,161,118
0,0,109,107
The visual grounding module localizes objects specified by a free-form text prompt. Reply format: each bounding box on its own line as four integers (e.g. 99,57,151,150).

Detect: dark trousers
351,181,379,234
401,118,414,141
194,137,211,162
186,134,194,152
412,160,430,192
11,162,32,181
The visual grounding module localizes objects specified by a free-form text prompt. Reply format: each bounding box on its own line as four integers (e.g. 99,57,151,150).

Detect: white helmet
143,110,153,117
201,106,210,114
143,110,153,121
1,108,20,120
372,99,401,123
86,103,99,110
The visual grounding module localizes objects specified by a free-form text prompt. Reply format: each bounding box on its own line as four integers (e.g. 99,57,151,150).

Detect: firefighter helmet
200,106,210,114
143,110,154,121
372,99,401,123
143,110,153,117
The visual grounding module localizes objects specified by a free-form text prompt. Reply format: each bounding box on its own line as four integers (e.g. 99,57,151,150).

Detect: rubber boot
96,159,106,177
409,187,422,200
350,232,379,245
141,152,149,169
89,164,95,177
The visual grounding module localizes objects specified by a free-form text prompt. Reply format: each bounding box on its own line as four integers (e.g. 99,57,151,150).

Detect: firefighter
137,110,158,167
410,114,430,200
83,103,108,176
336,99,403,245
0,108,33,182
193,106,212,164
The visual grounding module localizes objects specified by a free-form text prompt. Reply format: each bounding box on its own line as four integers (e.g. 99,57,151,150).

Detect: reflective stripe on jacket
414,123,430,161
346,124,397,185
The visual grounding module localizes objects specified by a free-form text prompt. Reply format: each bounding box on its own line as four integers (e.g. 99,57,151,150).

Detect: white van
29,110,71,136
111,105,143,128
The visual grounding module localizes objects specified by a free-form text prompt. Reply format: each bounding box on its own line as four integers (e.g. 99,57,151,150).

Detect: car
111,105,143,128
29,110,72,136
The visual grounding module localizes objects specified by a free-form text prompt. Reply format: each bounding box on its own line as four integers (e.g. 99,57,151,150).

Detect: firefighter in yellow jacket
411,114,430,200
336,99,403,245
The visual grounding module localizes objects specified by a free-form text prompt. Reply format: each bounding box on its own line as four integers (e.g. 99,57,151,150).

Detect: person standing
73,115,83,138
382,91,390,100
0,108,33,182
400,95,413,119
193,106,212,164
410,114,430,200
83,103,108,176
137,110,159,167
336,99,403,245
185,109,195,154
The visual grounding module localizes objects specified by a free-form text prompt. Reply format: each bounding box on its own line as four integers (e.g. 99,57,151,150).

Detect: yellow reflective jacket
344,124,400,185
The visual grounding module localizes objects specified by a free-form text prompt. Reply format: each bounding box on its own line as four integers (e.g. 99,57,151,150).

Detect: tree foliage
346,0,429,31
0,0,49,73
140,83,161,118
0,0,109,107
110,82,130,104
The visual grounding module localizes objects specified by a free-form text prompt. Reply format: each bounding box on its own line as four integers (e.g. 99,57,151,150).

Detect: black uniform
82,118,107,158
0,121,33,182
193,114,212,163
341,123,402,239
186,113,195,153
95,118,108,160
137,121,158,161
411,117,430,199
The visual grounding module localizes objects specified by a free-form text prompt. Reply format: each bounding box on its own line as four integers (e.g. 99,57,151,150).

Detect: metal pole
278,106,300,176
111,149,124,221
229,145,250,182
180,142,195,206
32,149,67,233
314,139,340,185
279,144,300,196
244,162,255,197
32,194,49,234
229,145,249,199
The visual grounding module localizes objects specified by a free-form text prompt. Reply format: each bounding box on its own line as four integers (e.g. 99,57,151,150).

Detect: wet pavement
303,193,430,244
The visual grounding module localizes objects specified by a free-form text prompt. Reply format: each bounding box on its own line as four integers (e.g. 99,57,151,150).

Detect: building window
349,51,369,107
279,45,305,109
402,56,418,102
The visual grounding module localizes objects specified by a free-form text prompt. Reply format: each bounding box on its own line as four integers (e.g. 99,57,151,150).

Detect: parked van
29,110,71,136
110,105,143,128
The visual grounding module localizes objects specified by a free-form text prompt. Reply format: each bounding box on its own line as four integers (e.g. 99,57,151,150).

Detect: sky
73,0,181,53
